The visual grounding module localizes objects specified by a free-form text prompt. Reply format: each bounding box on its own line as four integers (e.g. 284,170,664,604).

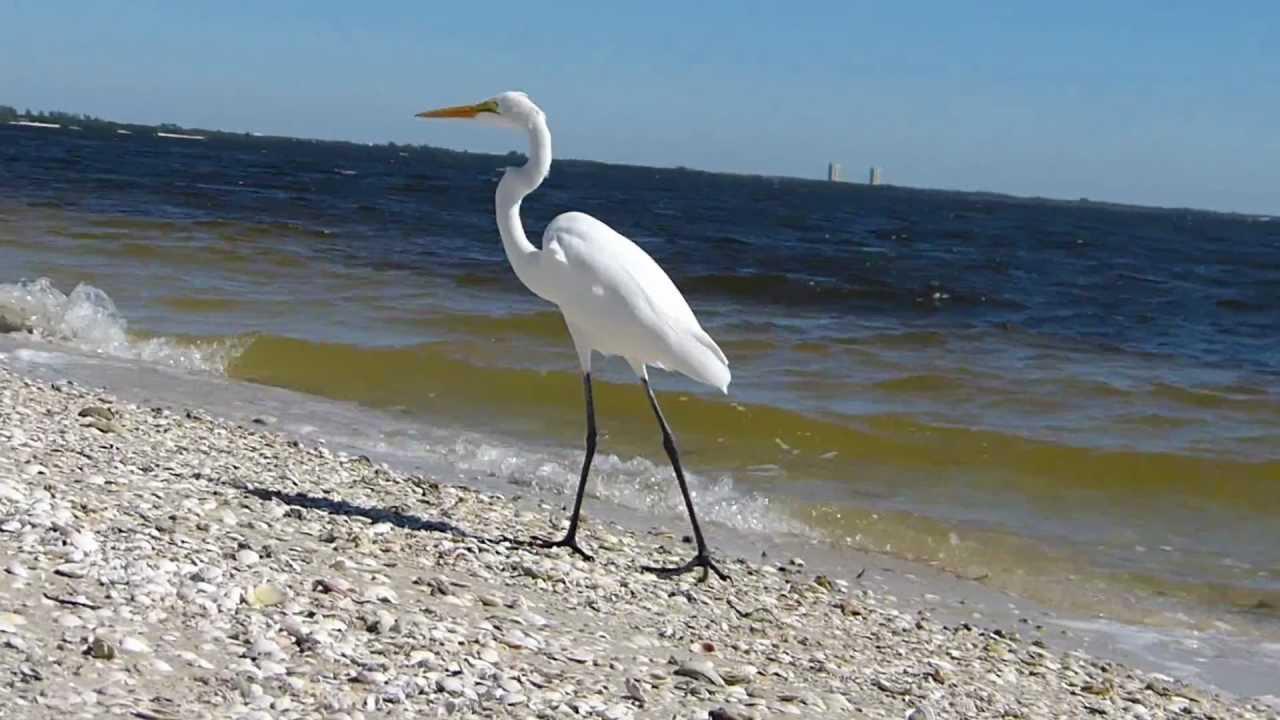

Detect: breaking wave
0,277,240,373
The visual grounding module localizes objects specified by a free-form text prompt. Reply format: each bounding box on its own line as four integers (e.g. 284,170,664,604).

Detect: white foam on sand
0,277,238,373
443,436,810,538
11,348,71,365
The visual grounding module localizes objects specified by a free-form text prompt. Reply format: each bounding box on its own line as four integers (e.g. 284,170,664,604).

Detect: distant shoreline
1,105,1272,220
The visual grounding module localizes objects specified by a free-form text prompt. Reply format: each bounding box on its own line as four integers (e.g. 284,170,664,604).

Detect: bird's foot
642,552,730,583
527,533,593,562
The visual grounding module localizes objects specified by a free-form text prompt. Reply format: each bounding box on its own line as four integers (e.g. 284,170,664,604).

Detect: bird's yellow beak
415,100,499,119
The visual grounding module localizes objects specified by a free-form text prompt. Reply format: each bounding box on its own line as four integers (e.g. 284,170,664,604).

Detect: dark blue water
4,124,1278,376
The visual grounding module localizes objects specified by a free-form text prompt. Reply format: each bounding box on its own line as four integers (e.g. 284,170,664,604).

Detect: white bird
416,91,729,581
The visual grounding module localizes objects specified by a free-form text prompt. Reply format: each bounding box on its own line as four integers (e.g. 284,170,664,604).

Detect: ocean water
2,124,1279,641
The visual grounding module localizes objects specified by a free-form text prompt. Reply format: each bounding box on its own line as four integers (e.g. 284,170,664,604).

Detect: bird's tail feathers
685,327,731,393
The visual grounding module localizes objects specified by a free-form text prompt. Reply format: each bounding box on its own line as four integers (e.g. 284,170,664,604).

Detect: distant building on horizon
869,166,882,186
827,162,843,182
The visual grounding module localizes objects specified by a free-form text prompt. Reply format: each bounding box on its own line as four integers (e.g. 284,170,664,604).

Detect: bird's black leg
531,373,596,561
639,379,729,582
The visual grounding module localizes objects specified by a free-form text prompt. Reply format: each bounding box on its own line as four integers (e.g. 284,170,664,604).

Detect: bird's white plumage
461,90,730,393
539,211,730,392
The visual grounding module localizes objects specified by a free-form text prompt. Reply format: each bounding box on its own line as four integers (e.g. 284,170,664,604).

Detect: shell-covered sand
0,358,1274,719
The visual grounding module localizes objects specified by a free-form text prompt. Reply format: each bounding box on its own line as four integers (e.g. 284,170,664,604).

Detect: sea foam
0,277,237,373
444,435,810,538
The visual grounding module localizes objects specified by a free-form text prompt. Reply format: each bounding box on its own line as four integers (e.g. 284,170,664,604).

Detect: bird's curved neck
496,116,552,298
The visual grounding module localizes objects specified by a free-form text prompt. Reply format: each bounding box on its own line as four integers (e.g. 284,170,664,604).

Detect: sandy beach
1,340,1276,719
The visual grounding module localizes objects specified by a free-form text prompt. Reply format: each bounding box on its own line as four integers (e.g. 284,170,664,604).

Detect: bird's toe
529,534,594,562
642,553,730,583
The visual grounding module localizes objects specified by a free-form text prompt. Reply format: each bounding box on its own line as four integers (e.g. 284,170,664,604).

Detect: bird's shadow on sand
236,485,731,585
239,485,491,542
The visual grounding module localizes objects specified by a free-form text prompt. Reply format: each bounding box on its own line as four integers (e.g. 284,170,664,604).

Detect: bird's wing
542,212,730,391
543,212,697,328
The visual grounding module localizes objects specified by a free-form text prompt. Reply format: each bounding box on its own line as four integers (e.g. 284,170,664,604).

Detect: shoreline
1,340,1277,718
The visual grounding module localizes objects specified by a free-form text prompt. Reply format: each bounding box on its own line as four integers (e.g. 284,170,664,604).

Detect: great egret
416,91,729,581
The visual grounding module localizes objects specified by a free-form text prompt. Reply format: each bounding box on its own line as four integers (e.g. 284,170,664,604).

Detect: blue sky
2,1,1276,213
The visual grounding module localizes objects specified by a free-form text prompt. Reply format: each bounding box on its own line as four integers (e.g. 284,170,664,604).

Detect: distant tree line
0,104,121,129
0,101,481,169
1,103,427,151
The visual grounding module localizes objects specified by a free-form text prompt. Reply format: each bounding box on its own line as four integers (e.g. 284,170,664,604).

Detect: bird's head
415,91,544,130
